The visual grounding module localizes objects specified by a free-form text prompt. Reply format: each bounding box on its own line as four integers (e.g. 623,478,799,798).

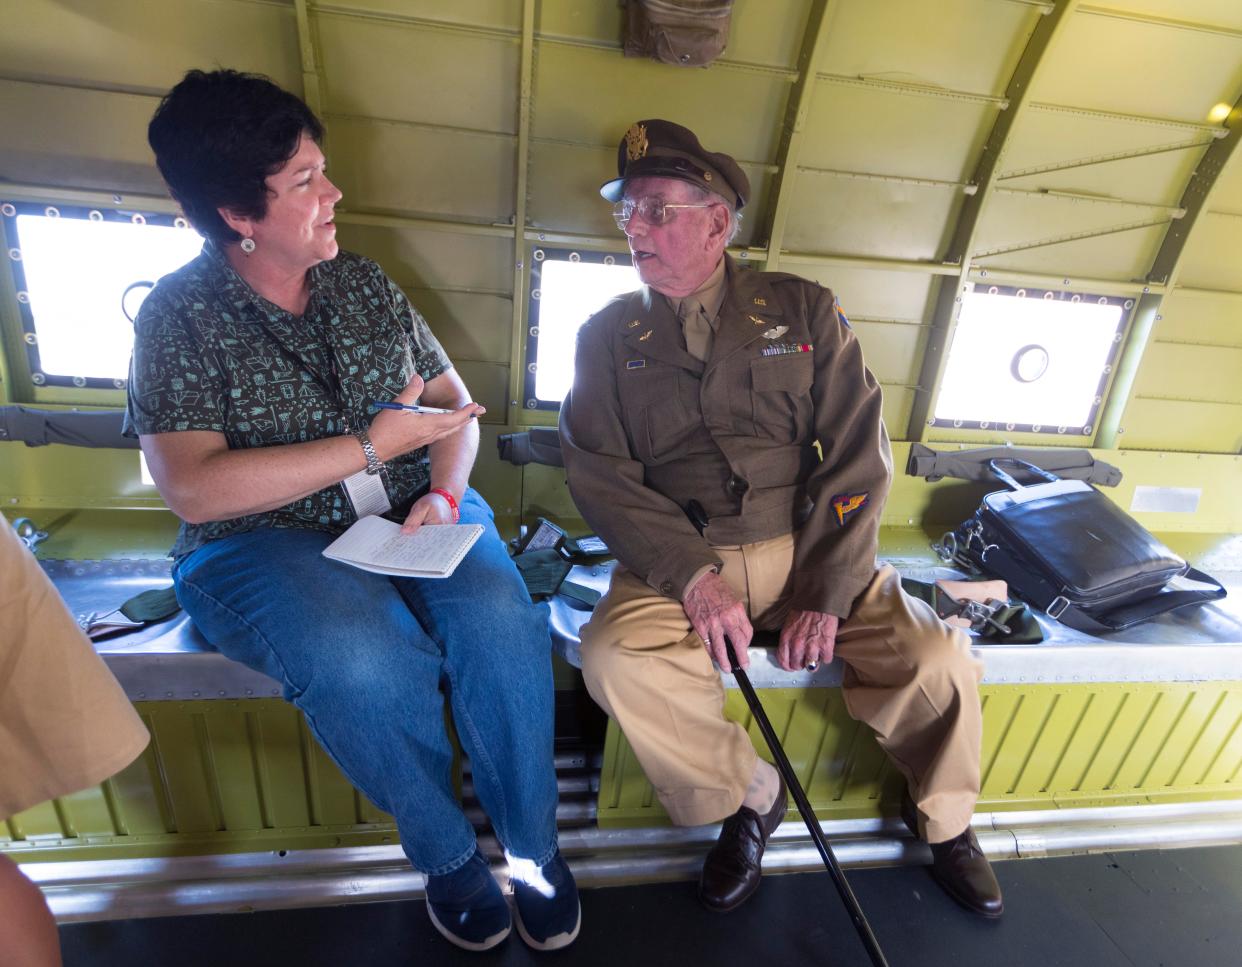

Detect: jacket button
727,475,749,497
660,581,675,595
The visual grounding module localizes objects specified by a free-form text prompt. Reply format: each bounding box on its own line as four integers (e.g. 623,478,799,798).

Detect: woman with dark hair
125,69,579,952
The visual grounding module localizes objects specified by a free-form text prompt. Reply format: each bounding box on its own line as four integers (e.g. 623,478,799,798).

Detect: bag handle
987,458,1061,491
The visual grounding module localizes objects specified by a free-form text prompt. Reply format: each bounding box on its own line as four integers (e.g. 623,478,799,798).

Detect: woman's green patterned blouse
124,242,452,558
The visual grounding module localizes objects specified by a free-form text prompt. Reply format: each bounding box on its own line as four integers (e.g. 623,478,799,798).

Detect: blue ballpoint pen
371,401,473,416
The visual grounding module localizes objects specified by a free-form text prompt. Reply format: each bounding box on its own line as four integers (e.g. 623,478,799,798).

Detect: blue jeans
173,488,558,875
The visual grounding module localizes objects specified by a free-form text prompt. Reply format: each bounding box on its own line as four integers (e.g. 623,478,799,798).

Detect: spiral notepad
322,516,483,578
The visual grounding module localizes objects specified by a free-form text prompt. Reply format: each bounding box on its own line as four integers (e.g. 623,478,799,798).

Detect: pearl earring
240,237,256,254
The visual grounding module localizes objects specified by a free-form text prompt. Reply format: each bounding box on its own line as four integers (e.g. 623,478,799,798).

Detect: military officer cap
600,119,750,211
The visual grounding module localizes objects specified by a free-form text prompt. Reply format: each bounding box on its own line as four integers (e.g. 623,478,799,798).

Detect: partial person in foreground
0,520,151,967
125,69,578,952
559,119,1003,918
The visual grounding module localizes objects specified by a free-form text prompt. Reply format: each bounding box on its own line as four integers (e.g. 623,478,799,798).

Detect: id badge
342,469,393,519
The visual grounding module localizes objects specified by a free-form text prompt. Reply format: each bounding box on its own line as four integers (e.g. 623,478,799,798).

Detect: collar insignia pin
753,297,767,306
749,314,768,325
627,319,642,329
638,329,653,341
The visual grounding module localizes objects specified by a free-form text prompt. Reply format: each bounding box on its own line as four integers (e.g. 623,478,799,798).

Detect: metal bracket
12,517,48,553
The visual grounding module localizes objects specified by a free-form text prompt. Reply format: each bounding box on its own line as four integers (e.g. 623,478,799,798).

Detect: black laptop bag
940,459,1225,634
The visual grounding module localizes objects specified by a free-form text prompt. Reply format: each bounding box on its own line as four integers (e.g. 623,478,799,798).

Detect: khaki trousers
580,534,984,843
0,522,150,821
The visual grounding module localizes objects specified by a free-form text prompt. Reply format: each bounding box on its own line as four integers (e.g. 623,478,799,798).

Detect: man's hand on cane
683,570,753,670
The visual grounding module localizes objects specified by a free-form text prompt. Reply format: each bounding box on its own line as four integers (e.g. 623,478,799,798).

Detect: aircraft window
931,285,1130,436
2,202,202,389
524,248,639,409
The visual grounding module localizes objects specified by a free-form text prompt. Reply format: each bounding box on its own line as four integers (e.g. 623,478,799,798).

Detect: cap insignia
703,171,713,182
625,123,649,162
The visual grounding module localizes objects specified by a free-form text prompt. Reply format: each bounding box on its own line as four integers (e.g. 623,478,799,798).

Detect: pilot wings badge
625,123,649,162
831,491,869,527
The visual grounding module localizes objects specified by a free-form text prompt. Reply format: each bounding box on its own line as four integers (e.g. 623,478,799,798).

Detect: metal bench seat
41,555,1242,700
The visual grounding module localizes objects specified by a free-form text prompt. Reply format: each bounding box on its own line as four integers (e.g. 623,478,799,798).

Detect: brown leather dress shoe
901,792,1004,918
698,774,788,913
927,826,1004,918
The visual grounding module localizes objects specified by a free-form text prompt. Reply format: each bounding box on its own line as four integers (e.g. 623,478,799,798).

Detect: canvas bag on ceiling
623,0,735,67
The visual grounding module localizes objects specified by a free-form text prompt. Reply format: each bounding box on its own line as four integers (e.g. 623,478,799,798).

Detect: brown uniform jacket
559,256,893,618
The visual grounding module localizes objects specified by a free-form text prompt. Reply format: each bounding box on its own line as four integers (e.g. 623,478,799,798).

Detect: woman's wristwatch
353,428,385,476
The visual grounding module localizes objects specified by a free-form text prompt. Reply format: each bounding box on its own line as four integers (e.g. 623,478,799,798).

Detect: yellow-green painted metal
908,0,1080,441
5,1,1242,461
1096,92,1242,451
597,680,1242,828
0,698,459,864
0,651,585,865
761,0,832,274
506,1,537,427
5,444,1240,560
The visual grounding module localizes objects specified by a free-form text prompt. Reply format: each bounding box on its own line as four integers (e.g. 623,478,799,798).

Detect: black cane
725,638,890,967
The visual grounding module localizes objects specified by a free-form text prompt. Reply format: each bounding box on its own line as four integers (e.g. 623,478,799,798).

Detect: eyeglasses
612,197,715,230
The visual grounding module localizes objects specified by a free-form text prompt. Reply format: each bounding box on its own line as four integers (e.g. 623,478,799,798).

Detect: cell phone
574,535,608,555
520,517,567,553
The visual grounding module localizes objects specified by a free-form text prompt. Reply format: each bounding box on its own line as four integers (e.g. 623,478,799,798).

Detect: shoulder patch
830,491,869,527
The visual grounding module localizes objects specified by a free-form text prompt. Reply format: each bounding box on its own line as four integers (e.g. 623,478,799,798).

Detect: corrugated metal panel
1133,343,1242,405
1085,0,1242,31
322,1,521,33
530,45,787,166
0,699,443,861
1176,213,1242,290
328,115,516,221
317,13,520,133
1029,16,1242,124
815,0,1036,94
597,682,1242,827
1154,290,1242,347
784,172,966,260
0,81,166,195
799,85,993,184
1116,398,1242,452
0,0,301,94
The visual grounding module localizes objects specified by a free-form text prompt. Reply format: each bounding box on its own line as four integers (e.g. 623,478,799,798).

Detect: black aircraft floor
61,845,1242,967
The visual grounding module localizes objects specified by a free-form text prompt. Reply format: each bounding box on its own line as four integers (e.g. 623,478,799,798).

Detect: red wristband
429,487,460,523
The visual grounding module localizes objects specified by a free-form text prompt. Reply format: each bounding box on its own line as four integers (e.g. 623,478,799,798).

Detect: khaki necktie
681,300,713,362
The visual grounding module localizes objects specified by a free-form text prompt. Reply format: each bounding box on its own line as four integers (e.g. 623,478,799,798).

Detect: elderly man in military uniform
558,119,1003,918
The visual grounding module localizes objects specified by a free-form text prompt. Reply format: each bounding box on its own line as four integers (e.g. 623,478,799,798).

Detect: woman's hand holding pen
368,374,485,460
